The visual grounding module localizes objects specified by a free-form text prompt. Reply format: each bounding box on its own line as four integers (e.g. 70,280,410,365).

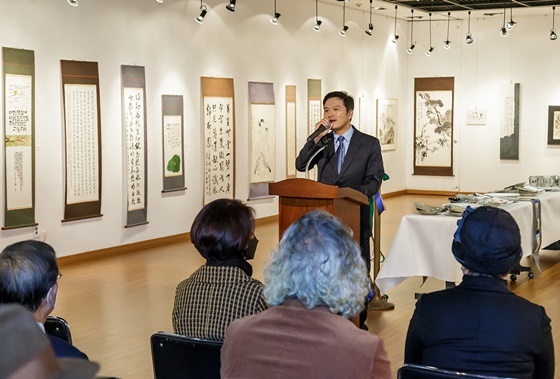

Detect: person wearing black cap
404,206,554,379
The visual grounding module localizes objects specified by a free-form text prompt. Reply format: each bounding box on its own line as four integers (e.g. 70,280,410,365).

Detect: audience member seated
220,210,392,378
0,240,90,360
173,198,267,340
0,303,99,378
404,206,554,379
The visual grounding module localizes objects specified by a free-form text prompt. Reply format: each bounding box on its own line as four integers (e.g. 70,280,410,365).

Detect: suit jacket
404,275,554,379
220,299,391,379
48,334,89,360
295,126,384,239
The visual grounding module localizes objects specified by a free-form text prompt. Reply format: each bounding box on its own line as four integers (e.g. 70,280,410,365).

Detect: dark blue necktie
336,136,345,174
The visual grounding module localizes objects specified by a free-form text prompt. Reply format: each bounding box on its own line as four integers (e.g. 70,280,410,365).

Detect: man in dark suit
0,240,90,360
404,206,554,379
296,91,384,329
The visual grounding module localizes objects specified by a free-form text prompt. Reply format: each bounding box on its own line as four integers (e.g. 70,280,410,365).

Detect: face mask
244,235,259,260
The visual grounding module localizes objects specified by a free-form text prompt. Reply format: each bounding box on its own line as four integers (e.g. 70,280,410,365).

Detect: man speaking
295,91,385,329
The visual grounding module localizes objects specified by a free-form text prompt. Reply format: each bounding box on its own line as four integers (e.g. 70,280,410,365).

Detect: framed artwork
466,108,486,125
285,85,297,178
376,98,397,151
547,106,560,145
413,77,454,176
500,83,520,160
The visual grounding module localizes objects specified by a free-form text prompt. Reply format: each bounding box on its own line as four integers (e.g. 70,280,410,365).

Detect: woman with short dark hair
172,198,266,340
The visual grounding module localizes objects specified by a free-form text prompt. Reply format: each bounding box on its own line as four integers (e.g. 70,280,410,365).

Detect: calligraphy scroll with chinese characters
61,60,103,222
201,77,236,204
3,47,36,230
122,65,148,227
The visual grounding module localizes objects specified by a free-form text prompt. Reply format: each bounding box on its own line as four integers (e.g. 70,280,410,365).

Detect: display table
376,192,560,294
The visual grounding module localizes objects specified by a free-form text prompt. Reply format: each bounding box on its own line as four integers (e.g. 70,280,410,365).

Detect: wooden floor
56,194,560,378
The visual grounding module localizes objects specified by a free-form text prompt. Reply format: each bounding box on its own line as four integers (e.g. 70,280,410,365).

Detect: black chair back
150,332,222,379
398,364,517,379
45,315,73,344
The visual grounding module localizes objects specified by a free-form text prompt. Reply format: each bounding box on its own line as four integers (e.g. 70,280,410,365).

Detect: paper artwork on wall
500,83,520,160
414,77,454,176
162,95,186,192
307,79,322,180
249,82,275,184
201,76,235,205
122,65,148,227
466,108,486,125
547,106,560,145
376,98,398,151
285,85,297,178
61,60,103,223
3,47,36,230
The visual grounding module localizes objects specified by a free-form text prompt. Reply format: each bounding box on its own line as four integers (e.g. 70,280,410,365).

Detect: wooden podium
268,178,368,242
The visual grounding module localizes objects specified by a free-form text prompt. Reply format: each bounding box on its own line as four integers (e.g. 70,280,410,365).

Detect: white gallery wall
1,0,558,257
0,0,408,256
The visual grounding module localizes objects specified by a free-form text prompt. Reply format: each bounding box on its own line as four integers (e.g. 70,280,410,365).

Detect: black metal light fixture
407,9,415,54
500,3,508,37
68,0,78,6
465,11,473,44
195,1,207,24
312,0,322,31
339,2,348,36
365,0,374,36
425,12,434,56
551,6,557,40
506,0,516,30
444,12,451,49
226,0,236,12
270,0,281,25
391,5,399,43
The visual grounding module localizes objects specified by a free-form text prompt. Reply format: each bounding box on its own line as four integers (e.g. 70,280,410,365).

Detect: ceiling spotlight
392,5,399,43
339,2,348,37
551,7,557,40
195,4,207,24
425,46,434,57
443,12,451,49
407,43,416,54
67,0,78,6
500,3,508,37
465,11,473,44
365,0,374,36
426,13,434,56
155,0,163,3
506,0,516,30
271,12,281,25
226,0,236,12
313,19,322,32
270,0,281,25
407,9,415,53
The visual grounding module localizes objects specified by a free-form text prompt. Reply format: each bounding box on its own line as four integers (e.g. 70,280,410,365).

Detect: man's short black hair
323,91,354,112
0,240,59,312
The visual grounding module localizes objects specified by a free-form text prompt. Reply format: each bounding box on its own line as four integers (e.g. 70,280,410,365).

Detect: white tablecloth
376,193,560,294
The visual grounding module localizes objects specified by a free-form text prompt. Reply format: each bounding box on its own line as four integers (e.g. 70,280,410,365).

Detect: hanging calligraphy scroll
248,81,275,200
285,85,297,178
307,79,322,180
61,60,102,222
201,77,235,205
413,77,454,176
500,83,520,160
2,47,36,230
162,95,186,192
122,65,148,227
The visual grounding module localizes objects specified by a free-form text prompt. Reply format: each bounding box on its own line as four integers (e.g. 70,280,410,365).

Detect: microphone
307,122,332,142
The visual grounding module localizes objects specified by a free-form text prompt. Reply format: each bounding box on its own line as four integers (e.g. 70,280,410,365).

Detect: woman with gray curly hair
220,210,391,379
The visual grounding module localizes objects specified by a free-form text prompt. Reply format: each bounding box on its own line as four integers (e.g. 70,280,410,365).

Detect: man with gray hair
220,210,391,378
0,240,89,360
